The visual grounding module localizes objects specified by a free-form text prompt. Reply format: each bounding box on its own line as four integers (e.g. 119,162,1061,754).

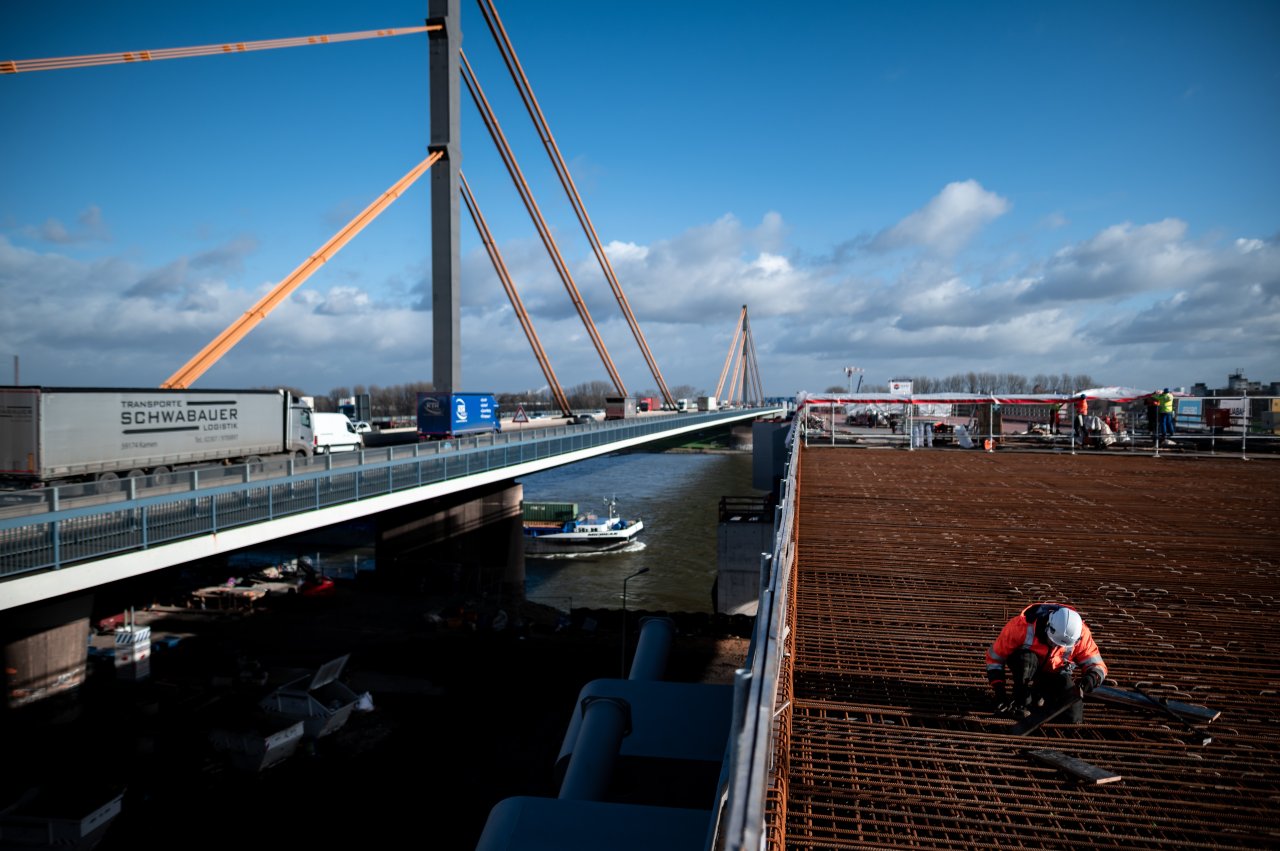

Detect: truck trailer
0,386,314,487
604,396,637,420
416,392,501,440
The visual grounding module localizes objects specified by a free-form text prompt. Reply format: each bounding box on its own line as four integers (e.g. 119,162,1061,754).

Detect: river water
518,450,763,613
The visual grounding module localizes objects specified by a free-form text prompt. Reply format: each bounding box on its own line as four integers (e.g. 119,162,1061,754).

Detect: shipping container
521,501,578,523
416,392,501,439
0,386,313,486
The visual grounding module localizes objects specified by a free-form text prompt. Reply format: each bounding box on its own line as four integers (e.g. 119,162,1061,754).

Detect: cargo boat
522,499,644,555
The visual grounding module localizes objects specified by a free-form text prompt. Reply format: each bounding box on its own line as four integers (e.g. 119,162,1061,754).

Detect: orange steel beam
161,150,443,389
460,171,573,417
2,26,436,75
714,305,747,402
476,0,675,410
459,50,627,396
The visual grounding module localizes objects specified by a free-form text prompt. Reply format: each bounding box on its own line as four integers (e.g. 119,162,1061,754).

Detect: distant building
1189,371,1280,397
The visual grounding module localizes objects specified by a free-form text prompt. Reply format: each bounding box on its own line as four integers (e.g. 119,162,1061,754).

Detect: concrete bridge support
375,479,525,598
2,593,93,719
714,498,775,616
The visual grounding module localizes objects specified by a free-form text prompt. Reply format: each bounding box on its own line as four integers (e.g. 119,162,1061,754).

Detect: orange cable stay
714,306,747,402
460,49,628,396
2,26,436,75
714,306,764,406
461,170,573,417
161,150,443,389
477,0,676,410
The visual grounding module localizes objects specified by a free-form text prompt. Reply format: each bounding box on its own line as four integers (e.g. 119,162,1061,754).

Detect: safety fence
799,396,1279,459
719,416,799,850
0,408,771,579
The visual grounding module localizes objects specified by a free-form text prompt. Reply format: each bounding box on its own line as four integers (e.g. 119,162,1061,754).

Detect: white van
312,412,364,454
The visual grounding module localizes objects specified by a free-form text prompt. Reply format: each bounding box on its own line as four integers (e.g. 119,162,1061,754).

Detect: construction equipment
1026,749,1122,785
1008,687,1084,736
1091,683,1220,723
1125,683,1215,746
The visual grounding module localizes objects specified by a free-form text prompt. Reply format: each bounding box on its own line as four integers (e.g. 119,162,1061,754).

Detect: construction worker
986,602,1108,723
1155,388,1175,443
1072,394,1089,445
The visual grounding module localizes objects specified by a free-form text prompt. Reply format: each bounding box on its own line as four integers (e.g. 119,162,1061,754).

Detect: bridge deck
772,448,1280,848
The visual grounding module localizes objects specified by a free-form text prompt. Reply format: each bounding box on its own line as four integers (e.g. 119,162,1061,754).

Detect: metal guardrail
719,416,798,851
0,409,773,579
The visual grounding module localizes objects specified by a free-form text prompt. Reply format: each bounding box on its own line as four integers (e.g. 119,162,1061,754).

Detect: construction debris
1026,749,1122,785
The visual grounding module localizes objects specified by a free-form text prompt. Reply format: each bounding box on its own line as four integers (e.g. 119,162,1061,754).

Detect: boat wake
528,540,647,560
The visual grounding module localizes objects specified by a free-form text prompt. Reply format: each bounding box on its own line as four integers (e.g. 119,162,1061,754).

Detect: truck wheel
97,471,121,493
126,469,145,480
152,466,173,485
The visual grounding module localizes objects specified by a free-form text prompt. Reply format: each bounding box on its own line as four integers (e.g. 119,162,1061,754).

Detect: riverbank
8,580,752,850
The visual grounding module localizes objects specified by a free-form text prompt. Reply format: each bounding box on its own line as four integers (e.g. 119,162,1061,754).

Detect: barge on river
521,499,644,555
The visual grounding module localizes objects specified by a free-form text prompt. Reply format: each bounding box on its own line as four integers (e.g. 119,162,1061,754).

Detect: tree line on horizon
824,371,1098,395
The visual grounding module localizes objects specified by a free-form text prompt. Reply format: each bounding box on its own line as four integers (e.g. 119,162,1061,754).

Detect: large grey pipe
628,616,675,681
558,697,630,801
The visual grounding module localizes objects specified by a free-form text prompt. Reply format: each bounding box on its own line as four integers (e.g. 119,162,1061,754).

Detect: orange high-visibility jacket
985,602,1107,685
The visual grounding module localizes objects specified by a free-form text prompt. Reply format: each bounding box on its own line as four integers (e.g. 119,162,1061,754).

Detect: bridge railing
718,415,799,850
0,408,772,579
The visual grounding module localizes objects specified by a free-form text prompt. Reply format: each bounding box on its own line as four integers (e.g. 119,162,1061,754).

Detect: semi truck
416,392,501,440
0,386,314,487
604,396,637,420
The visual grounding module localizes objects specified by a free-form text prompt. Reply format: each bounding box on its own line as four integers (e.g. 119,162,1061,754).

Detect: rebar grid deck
773,449,1280,849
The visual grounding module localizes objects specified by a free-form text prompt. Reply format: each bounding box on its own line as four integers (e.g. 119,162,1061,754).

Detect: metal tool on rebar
1131,682,1213,746
1009,687,1084,736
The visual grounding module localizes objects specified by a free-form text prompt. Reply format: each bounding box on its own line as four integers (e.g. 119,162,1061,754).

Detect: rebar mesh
775,448,1280,849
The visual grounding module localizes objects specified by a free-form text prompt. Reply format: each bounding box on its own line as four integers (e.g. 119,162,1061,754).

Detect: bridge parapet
0,408,781,608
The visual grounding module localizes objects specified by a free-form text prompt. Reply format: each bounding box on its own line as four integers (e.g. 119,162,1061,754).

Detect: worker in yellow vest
1154,388,1175,444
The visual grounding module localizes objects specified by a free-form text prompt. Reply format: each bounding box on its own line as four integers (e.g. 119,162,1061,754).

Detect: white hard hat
1046,607,1083,648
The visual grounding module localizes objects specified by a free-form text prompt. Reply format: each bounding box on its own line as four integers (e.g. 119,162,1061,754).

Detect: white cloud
872,180,1011,256
1020,219,1253,304
3,186,1277,397
24,206,110,245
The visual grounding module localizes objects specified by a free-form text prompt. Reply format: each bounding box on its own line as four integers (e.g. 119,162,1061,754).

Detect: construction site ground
772,446,1280,849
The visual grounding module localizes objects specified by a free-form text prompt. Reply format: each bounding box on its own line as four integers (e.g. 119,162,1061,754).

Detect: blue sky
2,0,1277,400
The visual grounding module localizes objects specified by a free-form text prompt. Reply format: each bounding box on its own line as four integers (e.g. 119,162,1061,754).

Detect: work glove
996,700,1031,720
1081,669,1104,694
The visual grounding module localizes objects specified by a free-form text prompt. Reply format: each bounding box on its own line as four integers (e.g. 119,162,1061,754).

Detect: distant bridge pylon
714,305,764,407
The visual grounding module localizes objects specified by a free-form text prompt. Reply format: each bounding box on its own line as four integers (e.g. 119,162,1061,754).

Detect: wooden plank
1027,749,1122,785
1093,685,1220,722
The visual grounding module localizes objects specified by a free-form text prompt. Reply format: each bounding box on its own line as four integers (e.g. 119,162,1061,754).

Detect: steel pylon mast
714,305,764,406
